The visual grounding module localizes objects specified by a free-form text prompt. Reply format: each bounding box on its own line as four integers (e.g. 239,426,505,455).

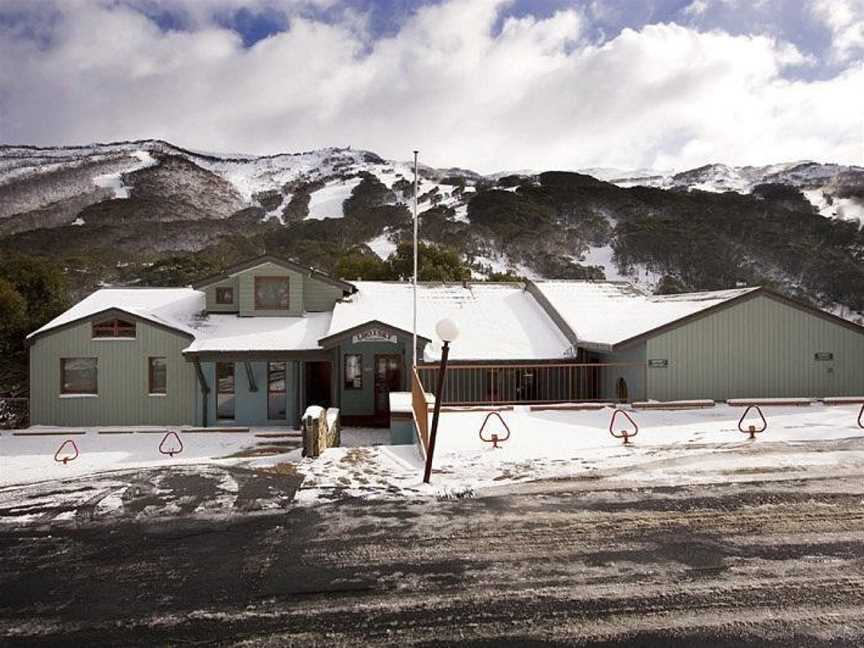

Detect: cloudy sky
0,0,862,172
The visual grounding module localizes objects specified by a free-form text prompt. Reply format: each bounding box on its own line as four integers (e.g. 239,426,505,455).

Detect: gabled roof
317,319,432,348
529,281,760,350
612,286,864,348
27,288,204,343
325,282,574,361
191,254,356,293
529,281,864,350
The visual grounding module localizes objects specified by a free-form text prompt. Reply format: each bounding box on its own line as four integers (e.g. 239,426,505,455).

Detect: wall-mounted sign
648,359,669,368
352,327,398,345
814,352,834,361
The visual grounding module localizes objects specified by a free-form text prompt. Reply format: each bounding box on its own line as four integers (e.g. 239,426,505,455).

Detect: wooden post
193,361,210,428
244,362,258,392
423,341,450,484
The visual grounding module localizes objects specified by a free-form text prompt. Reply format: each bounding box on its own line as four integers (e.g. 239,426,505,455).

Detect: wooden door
305,361,332,409
374,354,402,419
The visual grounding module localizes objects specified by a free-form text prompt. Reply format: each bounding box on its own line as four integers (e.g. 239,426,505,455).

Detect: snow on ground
8,405,863,509
262,195,290,223
342,427,390,447
295,403,864,502
802,189,864,226
452,203,469,223
0,429,293,488
470,253,511,277
195,148,358,202
366,232,397,259
91,150,157,199
306,178,362,220
470,252,539,279
577,245,628,281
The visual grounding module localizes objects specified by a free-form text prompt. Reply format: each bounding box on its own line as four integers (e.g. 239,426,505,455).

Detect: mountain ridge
0,139,862,323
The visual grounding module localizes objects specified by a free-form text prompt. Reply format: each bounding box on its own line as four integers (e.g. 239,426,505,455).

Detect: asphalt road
3,472,864,646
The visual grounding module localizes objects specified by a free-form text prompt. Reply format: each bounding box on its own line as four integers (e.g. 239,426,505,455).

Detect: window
61,358,97,395
149,357,167,395
92,318,136,338
216,362,235,419
268,362,287,420
254,276,290,310
215,286,234,305
344,354,363,389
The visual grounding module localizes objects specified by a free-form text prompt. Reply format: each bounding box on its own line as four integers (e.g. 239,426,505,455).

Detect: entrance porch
188,352,337,428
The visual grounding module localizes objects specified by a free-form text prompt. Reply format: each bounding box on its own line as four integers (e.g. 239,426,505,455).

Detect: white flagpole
412,150,419,368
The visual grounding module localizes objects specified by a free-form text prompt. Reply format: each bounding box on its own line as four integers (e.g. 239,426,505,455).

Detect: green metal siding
29,320,197,426
237,261,304,317
303,275,345,312
204,277,239,313
595,346,647,402
644,294,864,400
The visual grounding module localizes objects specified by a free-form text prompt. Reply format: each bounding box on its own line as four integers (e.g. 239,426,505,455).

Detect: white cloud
683,0,710,17
812,0,864,62
0,0,861,172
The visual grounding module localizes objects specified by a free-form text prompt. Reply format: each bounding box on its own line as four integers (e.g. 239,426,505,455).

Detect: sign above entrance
352,327,398,345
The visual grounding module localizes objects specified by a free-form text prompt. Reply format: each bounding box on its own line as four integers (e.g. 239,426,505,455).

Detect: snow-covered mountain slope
595,161,864,225
3,140,862,233
0,140,480,233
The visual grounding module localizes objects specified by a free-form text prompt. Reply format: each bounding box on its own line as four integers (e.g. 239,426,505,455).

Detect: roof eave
318,319,433,348
26,306,194,347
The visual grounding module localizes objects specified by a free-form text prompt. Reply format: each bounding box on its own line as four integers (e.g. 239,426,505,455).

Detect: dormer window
92,318,136,339
254,276,290,310
215,287,234,305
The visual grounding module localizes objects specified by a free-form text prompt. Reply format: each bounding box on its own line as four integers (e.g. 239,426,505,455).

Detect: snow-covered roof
326,282,573,361
28,278,761,358
184,312,332,353
28,288,204,339
532,281,758,348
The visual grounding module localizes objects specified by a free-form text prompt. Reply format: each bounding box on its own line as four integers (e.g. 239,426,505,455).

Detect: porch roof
183,311,332,354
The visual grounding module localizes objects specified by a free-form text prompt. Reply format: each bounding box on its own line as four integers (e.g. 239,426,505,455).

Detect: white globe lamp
435,318,460,344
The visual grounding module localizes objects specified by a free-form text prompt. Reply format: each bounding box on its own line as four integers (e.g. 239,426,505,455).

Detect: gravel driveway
3,471,864,646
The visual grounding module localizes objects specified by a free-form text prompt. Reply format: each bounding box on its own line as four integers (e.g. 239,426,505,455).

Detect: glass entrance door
374,354,402,420
267,362,287,420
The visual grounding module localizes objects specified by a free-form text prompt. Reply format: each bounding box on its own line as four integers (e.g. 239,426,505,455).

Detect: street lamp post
423,318,459,484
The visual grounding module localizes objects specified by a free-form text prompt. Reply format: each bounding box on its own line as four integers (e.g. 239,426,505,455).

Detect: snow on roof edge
27,287,203,340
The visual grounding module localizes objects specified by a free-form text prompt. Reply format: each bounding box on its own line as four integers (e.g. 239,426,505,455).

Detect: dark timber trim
194,360,210,428
244,362,258,392
184,350,331,363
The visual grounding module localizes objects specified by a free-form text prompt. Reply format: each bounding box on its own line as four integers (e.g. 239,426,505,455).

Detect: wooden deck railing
411,368,431,450
416,362,646,406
